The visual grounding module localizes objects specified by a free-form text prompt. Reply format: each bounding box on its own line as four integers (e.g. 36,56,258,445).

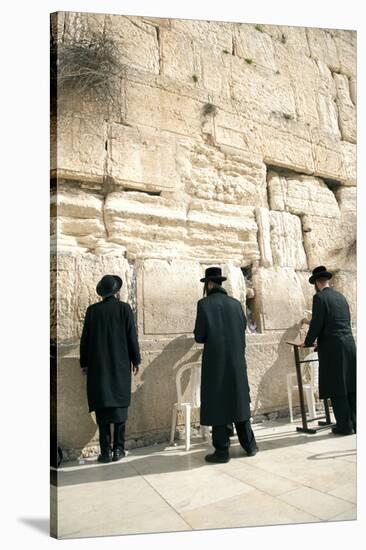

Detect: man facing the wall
301,266,356,435
194,266,258,463
80,274,141,463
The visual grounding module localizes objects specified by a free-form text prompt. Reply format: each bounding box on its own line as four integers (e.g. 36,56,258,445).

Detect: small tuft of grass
192,74,198,83
244,58,253,64
255,24,264,32
202,103,217,116
281,33,287,44
283,112,294,120
222,48,230,54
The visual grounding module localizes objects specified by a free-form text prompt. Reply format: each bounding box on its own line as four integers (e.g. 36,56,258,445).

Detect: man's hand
298,343,306,348
82,367,88,375
132,364,140,375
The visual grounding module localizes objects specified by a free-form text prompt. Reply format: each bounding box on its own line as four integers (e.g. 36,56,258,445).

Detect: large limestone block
142,259,201,334
109,124,178,192
335,186,357,213
63,11,106,41
252,267,306,330
159,28,197,82
246,332,300,413
262,123,315,174
169,19,233,52
224,264,247,304
198,46,231,99
57,356,97,450
234,24,277,72
104,192,187,258
306,28,340,72
267,172,340,218
333,33,357,78
187,200,259,265
273,44,320,127
317,93,341,137
332,270,357,325
334,74,356,143
302,215,356,271
177,140,267,206
269,211,307,270
51,113,106,182
255,208,273,268
53,254,134,343
263,25,310,55
105,15,159,74
213,108,264,155
51,189,104,219
230,56,296,120
311,130,356,185
124,81,213,138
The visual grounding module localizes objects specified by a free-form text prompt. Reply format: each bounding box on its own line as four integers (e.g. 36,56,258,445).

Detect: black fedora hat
96,274,122,297
309,265,333,285
200,266,227,283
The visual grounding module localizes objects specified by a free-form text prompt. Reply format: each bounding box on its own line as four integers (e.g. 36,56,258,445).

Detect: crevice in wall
123,187,162,196
322,177,342,198
156,26,163,75
241,266,261,333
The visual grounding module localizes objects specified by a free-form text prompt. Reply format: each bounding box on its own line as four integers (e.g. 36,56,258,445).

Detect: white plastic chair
169,361,210,451
287,351,319,423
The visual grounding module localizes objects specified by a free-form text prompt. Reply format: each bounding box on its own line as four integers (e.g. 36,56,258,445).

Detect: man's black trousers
212,420,257,457
98,422,126,454
331,393,356,433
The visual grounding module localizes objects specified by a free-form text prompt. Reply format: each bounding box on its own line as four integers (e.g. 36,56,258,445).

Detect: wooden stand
287,341,335,434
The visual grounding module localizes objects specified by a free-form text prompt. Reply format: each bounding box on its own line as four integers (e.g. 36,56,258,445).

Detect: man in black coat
302,266,356,435
80,274,141,463
194,267,257,463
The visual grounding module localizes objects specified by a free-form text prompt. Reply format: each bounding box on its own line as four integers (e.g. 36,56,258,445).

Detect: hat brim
113,275,122,292
200,276,227,283
309,271,333,284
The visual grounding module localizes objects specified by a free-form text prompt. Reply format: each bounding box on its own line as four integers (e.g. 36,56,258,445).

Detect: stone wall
50,13,356,457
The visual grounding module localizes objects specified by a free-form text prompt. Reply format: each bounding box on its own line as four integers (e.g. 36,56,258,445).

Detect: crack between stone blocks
155,25,163,76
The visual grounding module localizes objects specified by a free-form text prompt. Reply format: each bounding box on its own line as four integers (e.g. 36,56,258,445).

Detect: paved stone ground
52,419,357,539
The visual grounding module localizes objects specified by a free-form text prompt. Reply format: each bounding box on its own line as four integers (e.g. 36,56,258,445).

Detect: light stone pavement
52,419,357,538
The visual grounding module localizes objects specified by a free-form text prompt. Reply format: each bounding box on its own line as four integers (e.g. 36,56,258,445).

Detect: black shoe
246,447,258,457
331,427,353,436
97,450,113,463
205,452,230,464
112,449,126,462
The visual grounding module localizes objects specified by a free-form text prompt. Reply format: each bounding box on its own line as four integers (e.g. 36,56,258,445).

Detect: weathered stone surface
177,140,267,206
269,211,307,270
267,171,340,218
334,74,356,143
187,200,259,265
252,267,306,330
302,214,356,271
105,14,160,74
306,28,340,72
234,24,277,71
332,270,357,325
51,189,104,219
230,56,296,120
213,108,264,155
109,124,179,192
124,81,212,138
160,28,197,82
51,113,106,182
333,32,357,78
311,130,356,185
255,208,273,268
262,123,315,174
142,260,201,334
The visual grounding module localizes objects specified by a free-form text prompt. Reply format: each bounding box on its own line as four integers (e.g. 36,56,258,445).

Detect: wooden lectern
286,340,335,434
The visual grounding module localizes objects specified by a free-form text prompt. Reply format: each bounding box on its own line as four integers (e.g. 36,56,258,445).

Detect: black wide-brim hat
200,266,227,283
309,265,333,285
96,274,123,297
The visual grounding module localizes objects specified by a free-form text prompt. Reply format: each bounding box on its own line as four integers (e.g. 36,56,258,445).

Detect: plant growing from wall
202,103,217,116
244,58,253,64
50,28,124,113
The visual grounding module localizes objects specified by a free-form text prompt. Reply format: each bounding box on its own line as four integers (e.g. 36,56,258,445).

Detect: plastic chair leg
185,405,191,451
288,387,294,422
169,405,177,444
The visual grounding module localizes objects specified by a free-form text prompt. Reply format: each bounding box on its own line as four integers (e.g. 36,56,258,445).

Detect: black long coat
193,286,251,426
304,287,356,399
80,296,141,412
